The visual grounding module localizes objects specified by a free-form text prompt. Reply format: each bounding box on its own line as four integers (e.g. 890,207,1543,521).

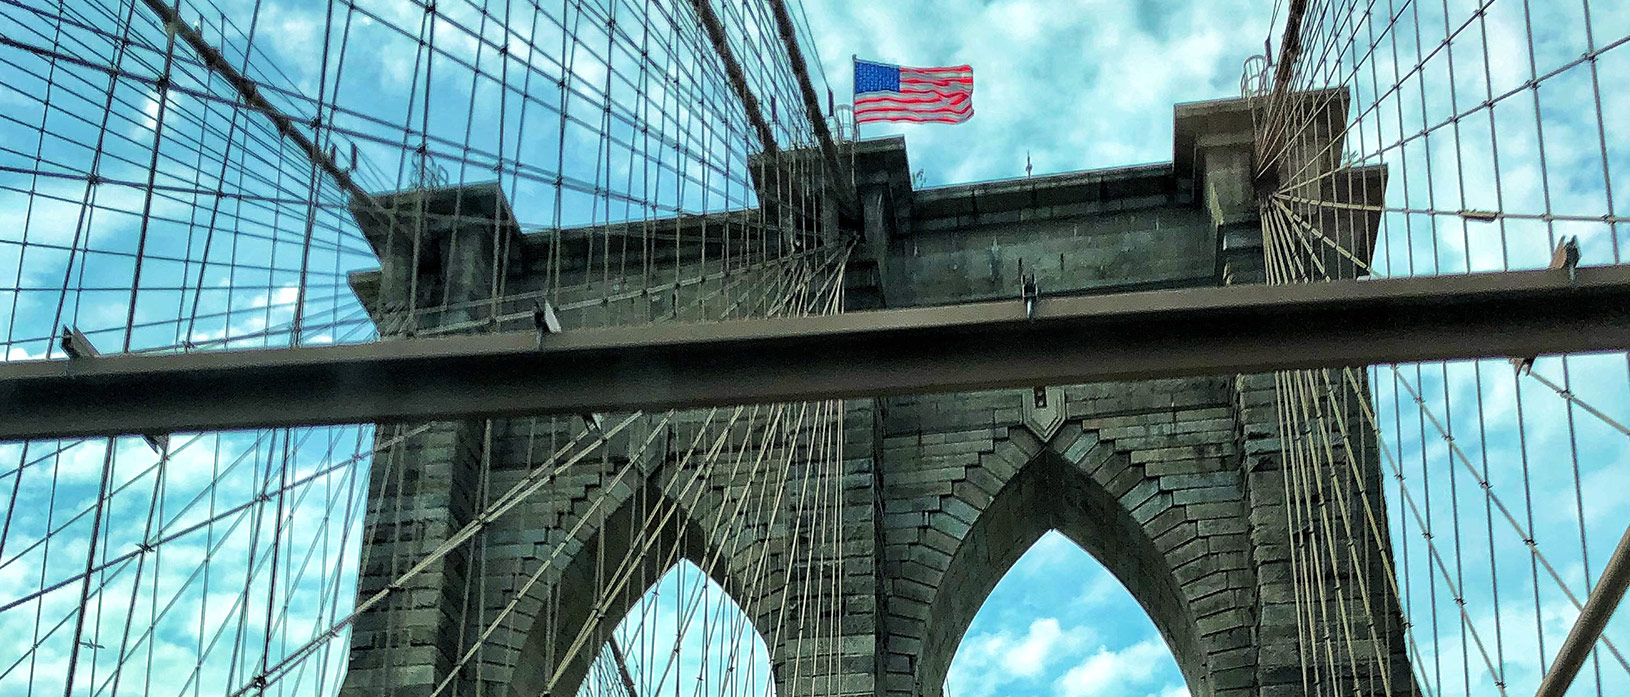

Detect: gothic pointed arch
574,557,777,697
944,531,1188,697
912,445,1211,697
501,463,777,697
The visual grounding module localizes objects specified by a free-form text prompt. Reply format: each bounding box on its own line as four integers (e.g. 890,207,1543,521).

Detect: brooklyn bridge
1,1,1628,697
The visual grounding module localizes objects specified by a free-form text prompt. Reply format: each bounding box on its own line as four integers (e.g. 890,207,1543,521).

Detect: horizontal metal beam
3,266,1629,440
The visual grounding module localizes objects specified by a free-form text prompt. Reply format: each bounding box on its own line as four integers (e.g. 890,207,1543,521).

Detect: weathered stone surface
343,95,1409,697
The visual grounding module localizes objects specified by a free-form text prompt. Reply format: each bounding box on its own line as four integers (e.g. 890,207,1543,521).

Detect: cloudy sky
798,0,1275,185
940,532,1188,697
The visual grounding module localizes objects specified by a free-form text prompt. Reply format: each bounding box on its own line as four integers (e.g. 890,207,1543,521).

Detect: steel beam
3,266,1630,440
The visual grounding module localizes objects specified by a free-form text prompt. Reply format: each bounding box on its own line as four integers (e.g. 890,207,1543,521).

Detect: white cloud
1055,639,1169,697
0,426,372,697
950,617,1095,697
1074,568,1131,609
4,344,41,361
1009,618,1069,677
947,526,1187,697
800,0,1272,184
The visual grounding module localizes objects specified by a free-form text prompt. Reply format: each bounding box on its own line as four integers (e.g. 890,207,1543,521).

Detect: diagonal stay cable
1371,366,1630,674
218,410,642,697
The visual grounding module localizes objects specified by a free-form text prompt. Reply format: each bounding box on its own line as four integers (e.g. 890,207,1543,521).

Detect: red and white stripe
855,64,974,124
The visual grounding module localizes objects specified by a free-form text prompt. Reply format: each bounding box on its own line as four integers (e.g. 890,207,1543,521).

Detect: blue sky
591,533,1189,697
800,0,1276,185
943,533,1187,697
2,1,1630,697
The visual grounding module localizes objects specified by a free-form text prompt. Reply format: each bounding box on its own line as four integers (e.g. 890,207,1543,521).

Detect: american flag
853,59,973,124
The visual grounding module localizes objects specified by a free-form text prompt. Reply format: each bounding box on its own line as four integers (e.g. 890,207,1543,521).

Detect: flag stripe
898,86,971,96
856,109,975,124
901,78,973,89
902,68,972,79
856,92,971,106
903,65,972,74
856,103,973,117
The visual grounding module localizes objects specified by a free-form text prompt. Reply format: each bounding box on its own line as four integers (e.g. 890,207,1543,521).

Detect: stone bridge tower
340,94,1413,697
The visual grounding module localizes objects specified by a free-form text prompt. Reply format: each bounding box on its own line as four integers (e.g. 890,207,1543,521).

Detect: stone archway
503,466,778,697
942,529,1190,697
871,384,1272,697
913,447,1212,697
